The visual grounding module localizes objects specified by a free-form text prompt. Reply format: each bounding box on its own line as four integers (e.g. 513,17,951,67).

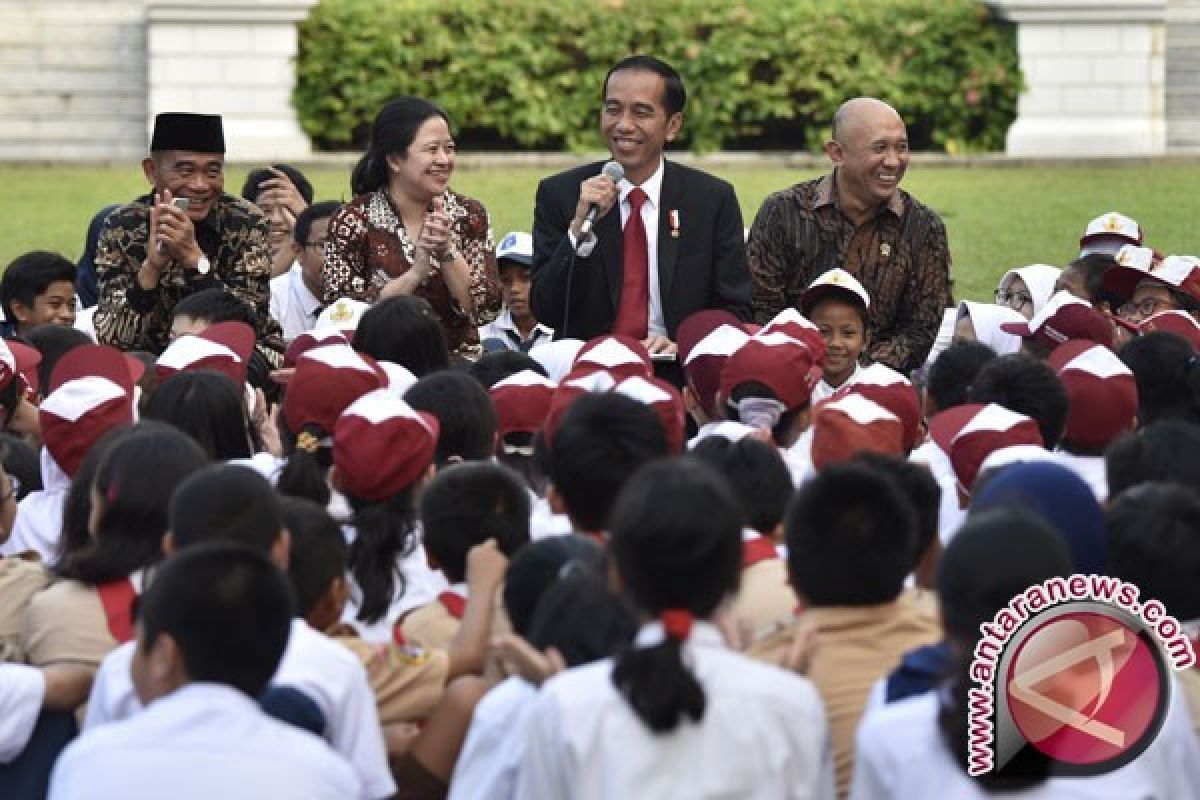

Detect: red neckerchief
438,590,466,620
96,578,137,644
741,535,779,568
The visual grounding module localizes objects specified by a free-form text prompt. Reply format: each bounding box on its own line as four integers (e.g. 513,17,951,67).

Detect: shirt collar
618,158,666,210
816,171,905,218
290,263,322,313
494,308,553,337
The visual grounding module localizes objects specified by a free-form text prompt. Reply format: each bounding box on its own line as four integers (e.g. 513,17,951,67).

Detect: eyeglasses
994,289,1033,311
1118,297,1173,320
302,239,329,250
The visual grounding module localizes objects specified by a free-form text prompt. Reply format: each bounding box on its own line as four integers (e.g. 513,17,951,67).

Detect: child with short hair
48,543,362,799
271,201,340,343
401,462,530,651
515,459,833,799
0,252,76,338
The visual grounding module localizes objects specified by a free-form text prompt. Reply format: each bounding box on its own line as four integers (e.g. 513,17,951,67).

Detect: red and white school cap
758,308,827,360
490,369,557,440
929,403,1044,498
155,321,255,386
678,311,752,419
1080,211,1142,250
541,367,618,443
1105,253,1200,305
40,345,136,476
719,333,822,411
832,362,921,452
572,334,652,381
999,290,1113,350
333,389,438,502
1048,340,1137,450
1137,309,1200,351
0,338,41,395
283,327,349,369
282,343,386,435
810,393,903,470
800,268,871,314
614,374,686,454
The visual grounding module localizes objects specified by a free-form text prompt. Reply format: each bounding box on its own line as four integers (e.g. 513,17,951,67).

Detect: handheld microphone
578,160,624,240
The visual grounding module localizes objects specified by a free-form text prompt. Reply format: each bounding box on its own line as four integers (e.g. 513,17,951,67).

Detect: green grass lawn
2,161,1198,303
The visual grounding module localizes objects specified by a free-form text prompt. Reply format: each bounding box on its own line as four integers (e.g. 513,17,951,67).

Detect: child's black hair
172,287,257,329
609,459,742,733
292,201,341,246
405,370,496,465
466,350,547,390
346,488,418,625
1105,420,1200,498
689,435,792,535
139,542,295,697
58,422,207,585
0,251,76,324
785,461,917,606
503,534,605,638
354,296,449,378
968,353,1068,448
240,163,314,206
144,370,256,461
852,452,940,575
927,340,996,413
1107,482,1200,622
279,495,348,619
419,462,530,584
169,464,284,555
1119,331,1200,427
547,392,668,532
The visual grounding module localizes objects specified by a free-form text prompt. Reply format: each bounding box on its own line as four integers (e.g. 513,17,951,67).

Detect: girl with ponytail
514,459,832,799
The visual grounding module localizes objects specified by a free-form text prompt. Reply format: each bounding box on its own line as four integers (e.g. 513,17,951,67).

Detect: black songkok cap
150,112,226,154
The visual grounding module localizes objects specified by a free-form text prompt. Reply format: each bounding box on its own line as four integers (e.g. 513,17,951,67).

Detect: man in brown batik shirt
747,97,950,374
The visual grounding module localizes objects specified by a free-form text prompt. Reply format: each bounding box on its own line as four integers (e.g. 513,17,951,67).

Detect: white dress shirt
0,663,45,763
84,618,395,799
812,362,862,405
573,159,668,337
270,262,323,343
51,682,363,800
448,675,538,800
850,684,1200,800
478,308,555,353
0,449,72,563
339,524,447,644
909,440,966,546
514,621,834,800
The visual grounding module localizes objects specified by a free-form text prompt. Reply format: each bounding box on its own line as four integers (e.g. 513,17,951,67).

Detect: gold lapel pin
880,242,891,258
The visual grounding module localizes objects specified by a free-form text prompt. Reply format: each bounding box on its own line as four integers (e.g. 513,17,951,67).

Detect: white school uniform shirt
478,308,555,352
0,448,71,563
850,682,1200,800
0,663,45,763
51,682,363,800
909,440,966,546
448,675,539,800
514,621,835,800
73,305,98,343
339,523,447,644
530,493,572,540
572,159,668,337
84,618,395,800
811,362,862,405
270,262,323,343
1051,450,1109,505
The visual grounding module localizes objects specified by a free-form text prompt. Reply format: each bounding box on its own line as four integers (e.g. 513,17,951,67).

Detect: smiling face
386,115,455,203
810,297,868,387
143,150,225,222
826,99,908,213
602,68,683,186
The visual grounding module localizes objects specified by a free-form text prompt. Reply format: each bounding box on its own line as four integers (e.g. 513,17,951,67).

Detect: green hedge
294,0,1020,153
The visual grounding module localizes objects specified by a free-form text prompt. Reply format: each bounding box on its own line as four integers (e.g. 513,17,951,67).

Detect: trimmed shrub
294,0,1020,153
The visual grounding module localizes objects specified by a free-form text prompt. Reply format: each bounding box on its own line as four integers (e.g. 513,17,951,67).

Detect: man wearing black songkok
93,113,285,364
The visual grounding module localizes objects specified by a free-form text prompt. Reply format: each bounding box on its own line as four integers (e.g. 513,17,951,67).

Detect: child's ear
9,302,33,324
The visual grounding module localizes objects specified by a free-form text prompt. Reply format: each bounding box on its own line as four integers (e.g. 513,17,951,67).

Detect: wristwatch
436,248,459,265
195,254,211,275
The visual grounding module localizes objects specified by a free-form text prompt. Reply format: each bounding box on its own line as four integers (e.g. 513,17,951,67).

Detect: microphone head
602,160,625,183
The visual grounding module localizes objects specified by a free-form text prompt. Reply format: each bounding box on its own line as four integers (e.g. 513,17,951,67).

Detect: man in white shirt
82,465,396,799
270,202,340,342
479,232,554,353
49,543,363,800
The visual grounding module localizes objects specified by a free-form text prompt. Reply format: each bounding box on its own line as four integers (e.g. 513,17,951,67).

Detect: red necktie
614,187,649,339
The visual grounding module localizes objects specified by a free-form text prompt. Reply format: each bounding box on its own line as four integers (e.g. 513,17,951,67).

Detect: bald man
746,98,950,373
